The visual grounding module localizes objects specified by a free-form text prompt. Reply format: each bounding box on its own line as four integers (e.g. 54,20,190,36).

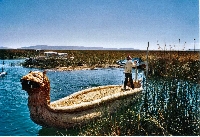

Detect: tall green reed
141,77,199,135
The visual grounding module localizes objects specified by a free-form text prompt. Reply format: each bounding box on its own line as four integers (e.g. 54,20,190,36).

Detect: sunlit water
0,59,145,136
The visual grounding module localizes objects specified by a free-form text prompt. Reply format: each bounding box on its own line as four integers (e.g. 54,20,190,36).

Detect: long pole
178,39,180,57
144,42,149,115
135,63,137,81
145,42,149,89
146,42,149,78
194,39,196,52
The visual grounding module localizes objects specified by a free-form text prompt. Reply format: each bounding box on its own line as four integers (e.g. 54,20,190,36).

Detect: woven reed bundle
50,85,143,112
21,71,143,129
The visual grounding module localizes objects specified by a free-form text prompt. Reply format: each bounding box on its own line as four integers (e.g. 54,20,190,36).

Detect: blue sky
0,0,199,50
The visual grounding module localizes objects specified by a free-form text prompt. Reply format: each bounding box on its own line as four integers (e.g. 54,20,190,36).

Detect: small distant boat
20,71,143,129
116,57,146,69
0,61,7,77
0,71,7,77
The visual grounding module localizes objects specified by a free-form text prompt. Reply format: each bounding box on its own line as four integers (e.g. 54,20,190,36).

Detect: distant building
44,51,58,57
44,51,68,58
58,53,68,58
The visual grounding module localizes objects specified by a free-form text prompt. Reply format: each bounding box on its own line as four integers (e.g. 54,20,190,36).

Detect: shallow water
0,59,145,136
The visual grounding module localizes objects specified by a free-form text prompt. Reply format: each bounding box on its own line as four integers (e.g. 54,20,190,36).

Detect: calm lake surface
0,59,145,136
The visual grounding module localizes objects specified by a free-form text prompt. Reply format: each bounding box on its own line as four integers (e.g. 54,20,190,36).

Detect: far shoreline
46,64,122,72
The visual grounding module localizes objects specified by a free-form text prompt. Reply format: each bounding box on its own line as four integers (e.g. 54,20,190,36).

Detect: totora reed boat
20,71,143,129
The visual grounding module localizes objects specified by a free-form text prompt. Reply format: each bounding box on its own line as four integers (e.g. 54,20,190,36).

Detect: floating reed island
21,50,149,70
20,50,199,83
20,71,143,129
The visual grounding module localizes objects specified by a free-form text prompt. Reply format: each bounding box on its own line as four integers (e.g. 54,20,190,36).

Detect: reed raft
21,71,142,129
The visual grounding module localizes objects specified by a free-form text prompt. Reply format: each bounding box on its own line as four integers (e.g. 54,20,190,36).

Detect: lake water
0,59,145,136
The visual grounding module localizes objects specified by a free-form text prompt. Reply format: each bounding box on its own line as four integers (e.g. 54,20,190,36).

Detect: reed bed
57,80,198,136
141,78,199,136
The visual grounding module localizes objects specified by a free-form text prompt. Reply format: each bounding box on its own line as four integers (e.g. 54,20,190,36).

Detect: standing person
123,55,136,90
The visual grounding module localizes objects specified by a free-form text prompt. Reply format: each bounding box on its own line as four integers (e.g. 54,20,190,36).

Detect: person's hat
127,55,132,60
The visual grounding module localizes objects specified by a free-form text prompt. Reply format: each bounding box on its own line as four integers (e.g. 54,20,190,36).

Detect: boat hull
0,72,7,77
30,85,143,129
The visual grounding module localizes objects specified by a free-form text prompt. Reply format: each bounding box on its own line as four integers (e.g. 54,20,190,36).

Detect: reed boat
20,71,143,129
116,57,146,69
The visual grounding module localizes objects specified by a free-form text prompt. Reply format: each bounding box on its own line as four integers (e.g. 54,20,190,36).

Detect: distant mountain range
0,46,9,49
0,45,199,51
19,45,137,50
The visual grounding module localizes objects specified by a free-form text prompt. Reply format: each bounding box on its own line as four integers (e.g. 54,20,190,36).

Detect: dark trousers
124,73,134,89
